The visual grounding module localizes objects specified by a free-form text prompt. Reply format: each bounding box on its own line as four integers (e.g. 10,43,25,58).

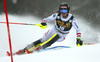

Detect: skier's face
60,6,68,18
61,13,68,17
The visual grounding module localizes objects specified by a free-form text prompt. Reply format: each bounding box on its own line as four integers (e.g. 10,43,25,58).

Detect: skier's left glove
76,38,84,47
36,22,47,29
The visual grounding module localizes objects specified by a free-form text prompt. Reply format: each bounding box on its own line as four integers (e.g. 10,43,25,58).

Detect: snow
12,0,17,4
0,44,100,62
0,14,100,62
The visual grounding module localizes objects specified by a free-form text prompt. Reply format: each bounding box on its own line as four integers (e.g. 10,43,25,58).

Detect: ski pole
0,22,47,29
0,22,39,26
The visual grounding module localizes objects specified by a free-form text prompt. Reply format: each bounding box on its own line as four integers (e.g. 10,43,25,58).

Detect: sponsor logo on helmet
61,6,67,8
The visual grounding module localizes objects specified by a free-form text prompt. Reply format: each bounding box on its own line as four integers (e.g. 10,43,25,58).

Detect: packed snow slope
0,14,100,62
1,44,100,62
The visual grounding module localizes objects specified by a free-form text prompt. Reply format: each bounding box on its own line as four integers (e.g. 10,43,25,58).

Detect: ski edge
37,46,71,52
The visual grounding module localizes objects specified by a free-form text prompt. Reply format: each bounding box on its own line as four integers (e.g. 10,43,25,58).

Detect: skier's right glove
76,38,84,47
36,22,47,29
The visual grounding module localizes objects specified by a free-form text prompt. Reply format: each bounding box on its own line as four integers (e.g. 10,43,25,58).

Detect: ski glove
76,38,84,47
37,22,47,29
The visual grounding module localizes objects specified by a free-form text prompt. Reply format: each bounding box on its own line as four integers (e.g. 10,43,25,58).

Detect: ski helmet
59,2,70,13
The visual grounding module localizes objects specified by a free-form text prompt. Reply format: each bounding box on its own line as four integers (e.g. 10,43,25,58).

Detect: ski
6,51,16,56
6,46,71,56
6,50,32,56
37,46,71,52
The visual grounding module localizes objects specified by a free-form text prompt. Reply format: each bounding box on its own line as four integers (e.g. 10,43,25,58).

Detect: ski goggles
60,9,68,13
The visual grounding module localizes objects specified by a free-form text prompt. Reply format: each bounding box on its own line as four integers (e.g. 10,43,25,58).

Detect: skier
16,2,83,55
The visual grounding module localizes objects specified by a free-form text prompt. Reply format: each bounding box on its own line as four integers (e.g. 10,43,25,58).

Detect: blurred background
0,0,100,23
0,0,100,29
0,0,100,42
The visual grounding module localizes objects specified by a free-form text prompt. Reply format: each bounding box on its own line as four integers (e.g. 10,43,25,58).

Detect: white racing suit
22,13,82,52
41,13,81,43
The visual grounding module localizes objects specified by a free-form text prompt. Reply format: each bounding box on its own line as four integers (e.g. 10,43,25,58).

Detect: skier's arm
39,13,57,29
72,18,81,38
72,18,83,46
42,13,57,23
